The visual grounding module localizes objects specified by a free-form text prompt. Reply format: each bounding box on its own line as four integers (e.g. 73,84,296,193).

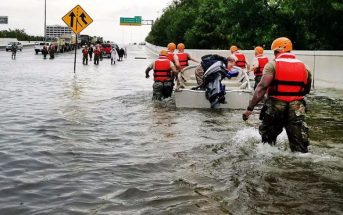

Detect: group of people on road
81,44,126,66
145,37,312,153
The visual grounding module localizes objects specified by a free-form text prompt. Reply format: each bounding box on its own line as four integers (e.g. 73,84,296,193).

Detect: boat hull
175,89,252,109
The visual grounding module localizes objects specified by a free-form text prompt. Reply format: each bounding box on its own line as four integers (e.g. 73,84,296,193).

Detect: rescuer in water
242,37,312,153
145,49,178,100
249,46,269,89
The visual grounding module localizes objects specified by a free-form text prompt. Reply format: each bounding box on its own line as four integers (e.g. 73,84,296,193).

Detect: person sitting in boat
145,49,178,100
230,45,249,70
225,56,240,79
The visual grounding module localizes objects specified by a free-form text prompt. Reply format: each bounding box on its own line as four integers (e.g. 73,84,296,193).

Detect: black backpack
200,54,227,71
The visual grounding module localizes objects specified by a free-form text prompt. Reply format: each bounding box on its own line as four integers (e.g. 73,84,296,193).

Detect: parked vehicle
6,42,23,52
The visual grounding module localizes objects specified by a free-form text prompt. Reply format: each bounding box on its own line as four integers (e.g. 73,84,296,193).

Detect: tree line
146,0,343,50
0,29,44,41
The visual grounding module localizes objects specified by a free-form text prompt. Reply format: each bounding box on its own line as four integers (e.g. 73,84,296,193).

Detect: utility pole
44,0,46,41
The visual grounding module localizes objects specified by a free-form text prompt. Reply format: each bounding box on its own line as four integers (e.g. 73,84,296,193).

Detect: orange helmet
159,49,168,56
255,46,264,55
177,43,185,50
271,37,292,52
230,45,238,52
167,42,176,51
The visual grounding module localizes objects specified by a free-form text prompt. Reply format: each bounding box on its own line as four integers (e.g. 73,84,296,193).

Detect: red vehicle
101,43,112,58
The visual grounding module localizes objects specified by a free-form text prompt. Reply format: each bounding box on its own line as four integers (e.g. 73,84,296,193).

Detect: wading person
145,49,178,100
230,45,249,70
242,37,312,153
11,43,17,60
88,45,93,61
111,47,117,65
249,46,269,89
94,46,101,65
82,46,89,65
42,44,48,59
175,43,199,89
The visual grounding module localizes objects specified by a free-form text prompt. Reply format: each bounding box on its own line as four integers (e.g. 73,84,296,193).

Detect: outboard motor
202,61,228,108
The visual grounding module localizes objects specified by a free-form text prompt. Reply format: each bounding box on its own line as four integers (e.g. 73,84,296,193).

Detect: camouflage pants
152,81,174,100
259,98,309,153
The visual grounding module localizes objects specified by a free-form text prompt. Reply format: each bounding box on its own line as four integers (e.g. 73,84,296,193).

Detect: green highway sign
0,16,8,24
120,16,142,26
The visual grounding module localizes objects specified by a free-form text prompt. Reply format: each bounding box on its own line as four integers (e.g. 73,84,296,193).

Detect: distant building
46,25,72,39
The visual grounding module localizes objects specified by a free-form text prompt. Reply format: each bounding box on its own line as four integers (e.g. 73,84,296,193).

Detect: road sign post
62,5,93,73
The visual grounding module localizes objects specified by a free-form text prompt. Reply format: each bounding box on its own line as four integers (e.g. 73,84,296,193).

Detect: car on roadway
101,43,112,58
6,42,23,51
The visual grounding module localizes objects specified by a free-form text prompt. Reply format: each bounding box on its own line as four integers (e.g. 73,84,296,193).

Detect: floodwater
0,46,342,215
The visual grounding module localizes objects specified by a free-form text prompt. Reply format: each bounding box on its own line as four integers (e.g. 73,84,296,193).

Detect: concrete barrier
146,43,343,90
0,41,35,50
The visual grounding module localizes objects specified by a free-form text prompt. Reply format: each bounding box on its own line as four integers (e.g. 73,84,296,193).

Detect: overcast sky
0,0,172,44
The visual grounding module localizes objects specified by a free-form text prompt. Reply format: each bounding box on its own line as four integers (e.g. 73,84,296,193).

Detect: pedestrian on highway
230,45,249,70
249,46,269,89
49,44,55,59
111,47,117,65
11,43,17,60
88,45,93,60
118,48,124,61
94,46,101,65
82,46,89,65
145,49,178,100
242,37,312,153
42,45,48,59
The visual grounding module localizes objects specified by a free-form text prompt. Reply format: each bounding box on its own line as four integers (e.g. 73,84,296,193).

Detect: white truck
34,42,50,54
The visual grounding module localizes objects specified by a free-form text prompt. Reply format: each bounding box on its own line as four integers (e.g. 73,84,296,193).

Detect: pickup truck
34,42,50,54
6,42,23,51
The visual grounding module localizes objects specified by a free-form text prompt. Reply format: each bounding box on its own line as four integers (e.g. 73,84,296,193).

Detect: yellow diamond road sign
62,5,93,34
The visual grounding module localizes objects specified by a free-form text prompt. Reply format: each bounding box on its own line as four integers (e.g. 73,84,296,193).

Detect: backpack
201,54,228,71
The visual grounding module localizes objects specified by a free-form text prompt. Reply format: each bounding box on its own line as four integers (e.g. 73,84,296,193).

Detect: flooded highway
0,46,342,215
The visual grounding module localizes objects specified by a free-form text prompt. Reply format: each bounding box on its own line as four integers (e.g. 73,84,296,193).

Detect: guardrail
146,42,343,90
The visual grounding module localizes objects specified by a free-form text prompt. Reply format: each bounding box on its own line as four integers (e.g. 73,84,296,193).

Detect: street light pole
44,0,46,41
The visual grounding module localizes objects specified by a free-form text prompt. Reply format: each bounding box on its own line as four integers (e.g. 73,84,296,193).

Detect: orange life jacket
177,52,189,69
153,56,172,82
254,56,269,77
167,52,175,63
234,52,246,69
268,53,308,102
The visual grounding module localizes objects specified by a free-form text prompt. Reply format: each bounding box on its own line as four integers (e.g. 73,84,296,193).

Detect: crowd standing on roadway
242,37,312,153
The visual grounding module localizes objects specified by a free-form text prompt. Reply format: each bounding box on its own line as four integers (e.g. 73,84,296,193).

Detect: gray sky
0,0,172,43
